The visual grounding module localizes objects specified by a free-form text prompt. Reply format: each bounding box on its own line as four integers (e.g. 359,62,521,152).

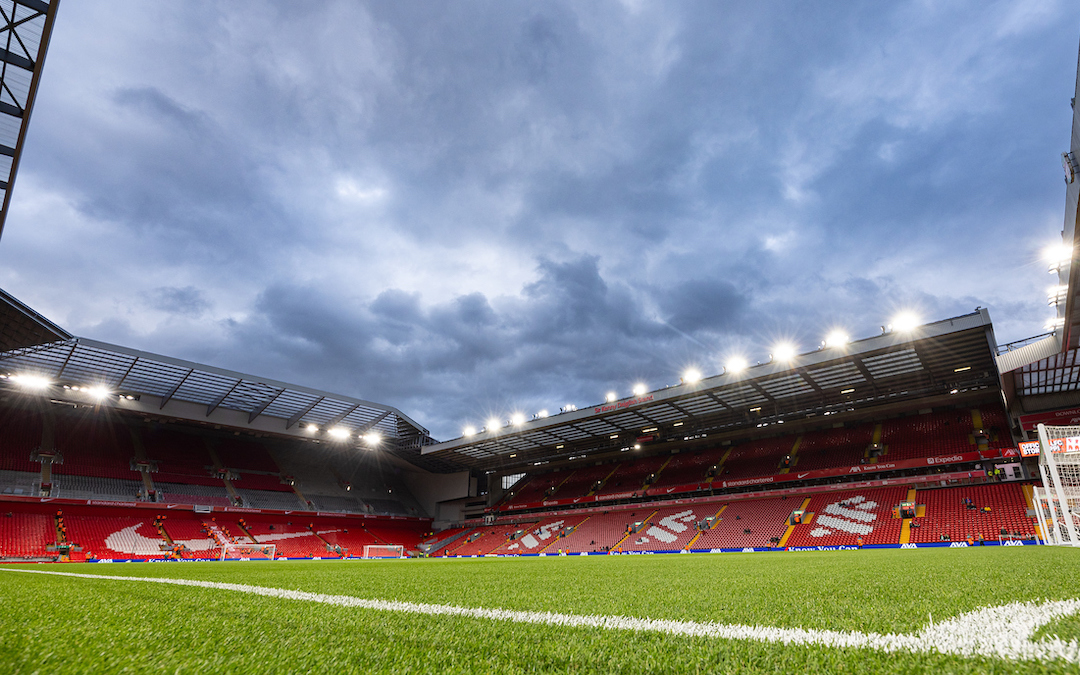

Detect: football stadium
1,3,1080,673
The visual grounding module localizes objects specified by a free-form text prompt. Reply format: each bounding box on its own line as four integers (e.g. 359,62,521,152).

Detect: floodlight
682,368,702,384
328,427,350,440
771,343,796,362
1048,285,1069,306
606,392,617,403
487,417,501,431
363,432,381,445
463,426,476,437
1045,243,1074,271
511,413,525,426
890,312,920,333
1045,317,1066,331
632,383,646,396
12,374,50,390
725,357,747,374
86,386,110,400
536,410,548,419
824,331,849,349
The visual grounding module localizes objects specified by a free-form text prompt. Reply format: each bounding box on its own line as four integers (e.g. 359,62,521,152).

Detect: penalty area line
1,566,1078,663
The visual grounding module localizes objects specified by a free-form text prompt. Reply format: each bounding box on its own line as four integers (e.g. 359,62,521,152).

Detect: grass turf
0,547,1078,673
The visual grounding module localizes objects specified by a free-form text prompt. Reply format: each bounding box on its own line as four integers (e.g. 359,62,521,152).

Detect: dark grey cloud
0,0,1073,438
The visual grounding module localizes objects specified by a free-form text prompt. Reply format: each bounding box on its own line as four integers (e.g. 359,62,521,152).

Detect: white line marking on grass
3,567,1079,663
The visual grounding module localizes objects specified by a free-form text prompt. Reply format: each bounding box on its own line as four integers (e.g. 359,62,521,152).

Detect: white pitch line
2,567,1078,663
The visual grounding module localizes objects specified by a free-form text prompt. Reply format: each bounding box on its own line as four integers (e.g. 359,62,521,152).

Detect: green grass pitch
1,548,1078,673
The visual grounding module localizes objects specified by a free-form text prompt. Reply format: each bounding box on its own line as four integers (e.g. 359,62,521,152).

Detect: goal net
220,543,277,560
363,544,405,558
1035,424,1080,547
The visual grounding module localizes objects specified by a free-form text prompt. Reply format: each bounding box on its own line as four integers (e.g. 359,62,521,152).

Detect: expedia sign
926,455,964,465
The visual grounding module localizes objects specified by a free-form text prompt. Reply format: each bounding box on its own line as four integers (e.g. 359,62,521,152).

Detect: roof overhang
0,0,60,242
424,310,1001,472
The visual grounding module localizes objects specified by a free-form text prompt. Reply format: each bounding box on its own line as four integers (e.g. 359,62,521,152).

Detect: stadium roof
0,0,59,242
423,309,1002,472
0,287,467,472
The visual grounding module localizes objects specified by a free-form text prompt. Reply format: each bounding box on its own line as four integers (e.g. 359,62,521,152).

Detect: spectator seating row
501,406,1012,508
0,512,53,557
783,486,908,548
690,497,792,550
908,483,1036,543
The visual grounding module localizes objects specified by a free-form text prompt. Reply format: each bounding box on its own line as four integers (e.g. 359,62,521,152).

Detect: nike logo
797,473,809,478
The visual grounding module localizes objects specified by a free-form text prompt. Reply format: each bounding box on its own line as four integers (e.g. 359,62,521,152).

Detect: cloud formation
0,0,1074,438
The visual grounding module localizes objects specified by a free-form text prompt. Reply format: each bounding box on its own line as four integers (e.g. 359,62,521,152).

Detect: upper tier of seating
501,405,1013,509
0,402,425,517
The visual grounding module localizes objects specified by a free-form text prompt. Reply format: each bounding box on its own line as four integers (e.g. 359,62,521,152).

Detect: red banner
1019,407,1080,431
499,450,1000,511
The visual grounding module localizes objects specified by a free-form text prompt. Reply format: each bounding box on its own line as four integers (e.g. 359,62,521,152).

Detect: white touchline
2,568,1079,663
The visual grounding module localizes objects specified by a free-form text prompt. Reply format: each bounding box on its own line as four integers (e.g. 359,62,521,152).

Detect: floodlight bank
2,568,1077,664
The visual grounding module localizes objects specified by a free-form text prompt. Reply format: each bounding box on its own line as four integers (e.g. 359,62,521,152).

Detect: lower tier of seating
693,497,795,550
783,486,907,548
909,483,1036,543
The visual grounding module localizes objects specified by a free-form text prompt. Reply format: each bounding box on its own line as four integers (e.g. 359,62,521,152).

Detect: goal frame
363,544,405,559
220,543,277,561
1035,424,1080,547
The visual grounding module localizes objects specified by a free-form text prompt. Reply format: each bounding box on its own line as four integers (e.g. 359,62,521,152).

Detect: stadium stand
597,454,669,497
0,511,53,558
648,446,726,491
50,475,143,501
692,497,793,550
65,514,166,559
488,514,591,555
556,511,633,553
783,486,907,548
908,483,1037,544
547,464,620,500
0,469,40,496
621,503,720,552
214,438,279,473
53,413,140,481
719,437,795,480
447,524,524,556
0,406,43,473
792,425,873,471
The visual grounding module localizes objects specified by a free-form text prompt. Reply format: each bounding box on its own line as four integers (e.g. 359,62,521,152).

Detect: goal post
220,543,277,560
1035,424,1080,547
363,544,405,559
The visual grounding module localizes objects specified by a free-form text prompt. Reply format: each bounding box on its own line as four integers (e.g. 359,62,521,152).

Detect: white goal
363,544,405,558
1034,424,1080,547
220,543,277,560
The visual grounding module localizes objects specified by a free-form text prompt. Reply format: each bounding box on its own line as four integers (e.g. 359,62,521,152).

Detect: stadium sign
593,395,654,414
1018,406,1080,431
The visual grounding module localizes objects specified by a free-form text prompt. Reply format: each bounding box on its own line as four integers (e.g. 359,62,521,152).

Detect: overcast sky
0,1,1076,440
